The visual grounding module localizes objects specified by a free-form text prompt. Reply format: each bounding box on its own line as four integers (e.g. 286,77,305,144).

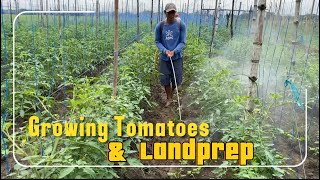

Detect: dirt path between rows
118,83,217,179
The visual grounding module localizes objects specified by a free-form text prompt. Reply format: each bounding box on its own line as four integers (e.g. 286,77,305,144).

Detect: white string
169,56,182,122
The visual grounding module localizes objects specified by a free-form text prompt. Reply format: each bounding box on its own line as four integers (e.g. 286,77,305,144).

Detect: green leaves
58,167,75,179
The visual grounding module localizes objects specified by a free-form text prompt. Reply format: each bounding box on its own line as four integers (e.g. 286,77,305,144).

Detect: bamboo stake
96,0,99,37
58,0,61,32
248,5,252,31
230,0,235,38
161,0,164,21
247,0,267,112
235,2,242,32
107,1,110,29
307,0,315,35
276,0,282,27
157,0,160,23
40,0,44,28
151,0,154,32
290,0,301,74
192,0,196,26
186,0,189,26
198,0,203,38
137,0,140,42
126,0,129,31
113,0,119,97
46,0,48,30
209,0,220,57
252,0,258,34
75,0,77,35
9,0,13,30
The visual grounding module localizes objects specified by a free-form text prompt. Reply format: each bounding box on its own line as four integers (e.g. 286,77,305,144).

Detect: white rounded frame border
12,11,308,168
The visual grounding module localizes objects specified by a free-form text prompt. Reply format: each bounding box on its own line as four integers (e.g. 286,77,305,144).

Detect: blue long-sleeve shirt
155,19,187,61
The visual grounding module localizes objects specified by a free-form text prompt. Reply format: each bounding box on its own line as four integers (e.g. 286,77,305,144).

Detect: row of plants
184,56,292,179
1,24,206,178
1,15,150,124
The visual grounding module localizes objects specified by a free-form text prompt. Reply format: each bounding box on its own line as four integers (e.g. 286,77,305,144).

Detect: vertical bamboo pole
230,0,235,38
248,5,252,30
161,0,163,21
113,0,119,97
96,0,99,37
307,0,315,36
186,0,189,26
58,0,61,32
214,0,221,36
205,9,209,25
126,0,129,31
151,0,154,32
137,0,140,42
235,2,242,32
247,0,267,112
9,0,13,30
252,0,258,34
198,0,203,38
85,0,88,34
192,0,196,26
46,0,49,30
40,0,44,28
290,0,301,74
209,0,219,57
157,0,160,23
75,0,77,35
276,0,282,26
67,0,70,22
107,1,110,29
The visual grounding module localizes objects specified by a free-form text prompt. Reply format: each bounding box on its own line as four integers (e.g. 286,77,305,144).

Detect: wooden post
248,5,252,31
246,0,267,112
75,0,77,35
46,0,49,30
40,0,44,28
151,0,154,32
67,0,70,22
113,0,119,97
195,3,199,26
126,0,129,31
192,0,196,26
230,0,235,38
9,0,13,30
198,0,203,38
137,0,140,41
214,0,221,36
226,12,230,28
157,0,160,23
186,0,189,26
307,0,315,37
252,0,258,34
205,9,209,25
161,0,164,21
209,0,220,57
58,0,61,32
96,0,99,37
235,2,242,32
85,0,87,34
107,1,110,29
290,0,301,74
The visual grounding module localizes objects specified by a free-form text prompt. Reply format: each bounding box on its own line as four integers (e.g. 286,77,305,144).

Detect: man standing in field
155,3,187,107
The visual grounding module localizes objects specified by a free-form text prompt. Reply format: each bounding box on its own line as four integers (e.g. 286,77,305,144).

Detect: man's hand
166,50,175,58
165,50,171,57
169,51,175,57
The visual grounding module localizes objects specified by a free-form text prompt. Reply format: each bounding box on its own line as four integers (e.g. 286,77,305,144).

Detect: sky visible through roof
1,0,319,15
